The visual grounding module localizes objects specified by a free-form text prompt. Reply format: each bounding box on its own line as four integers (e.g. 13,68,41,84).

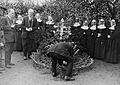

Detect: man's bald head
28,8,34,18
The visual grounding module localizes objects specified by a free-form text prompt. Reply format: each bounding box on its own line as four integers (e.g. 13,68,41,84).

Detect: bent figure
47,42,74,81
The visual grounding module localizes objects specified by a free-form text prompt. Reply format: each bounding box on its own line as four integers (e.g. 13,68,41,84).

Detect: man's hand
98,33,101,37
11,24,15,28
26,28,32,31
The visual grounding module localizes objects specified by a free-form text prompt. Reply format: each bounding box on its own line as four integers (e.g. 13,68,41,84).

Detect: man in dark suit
1,8,16,68
47,42,75,81
21,9,38,60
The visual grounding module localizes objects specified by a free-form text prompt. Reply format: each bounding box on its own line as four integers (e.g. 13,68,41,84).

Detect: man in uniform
1,8,16,68
47,42,75,81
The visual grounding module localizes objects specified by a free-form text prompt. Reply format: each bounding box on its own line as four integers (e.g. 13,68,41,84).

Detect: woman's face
48,16,53,21
75,18,79,22
83,20,88,26
99,19,105,25
18,15,23,21
111,20,116,26
91,20,96,26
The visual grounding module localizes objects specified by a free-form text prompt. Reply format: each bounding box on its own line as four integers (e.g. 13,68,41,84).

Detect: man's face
35,14,40,19
28,11,34,18
8,10,15,18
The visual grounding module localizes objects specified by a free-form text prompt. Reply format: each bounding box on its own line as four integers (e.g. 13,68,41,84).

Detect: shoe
52,72,59,77
23,56,27,60
64,76,75,81
0,68,5,71
5,65,11,69
9,63,15,66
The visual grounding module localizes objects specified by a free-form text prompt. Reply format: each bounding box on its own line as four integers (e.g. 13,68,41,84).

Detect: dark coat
1,16,16,43
47,42,74,59
21,16,38,39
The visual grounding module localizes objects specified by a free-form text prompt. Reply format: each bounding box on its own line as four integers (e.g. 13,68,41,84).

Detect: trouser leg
27,39,33,58
47,52,57,73
51,57,57,73
22,38,28,57
65,60,73,77
8,43,14,64
5,43,11,66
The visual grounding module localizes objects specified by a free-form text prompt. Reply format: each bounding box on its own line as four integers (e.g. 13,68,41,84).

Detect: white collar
73,22,80,27
98,25,106,29
37,19,42,22
90,25,96,30
81,26,89,30
109,25,115,30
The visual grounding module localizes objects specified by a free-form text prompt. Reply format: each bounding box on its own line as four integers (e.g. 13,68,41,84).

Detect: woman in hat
15,14,23,51
70,17,81,43
104,19,120,63
87,19,97,58
80,20,89,54
94,18,108,59
45,16,55,38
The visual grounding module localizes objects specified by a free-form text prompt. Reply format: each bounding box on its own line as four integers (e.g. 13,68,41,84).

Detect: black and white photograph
0,0,120,85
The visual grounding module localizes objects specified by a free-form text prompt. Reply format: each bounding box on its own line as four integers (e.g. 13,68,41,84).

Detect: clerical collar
98,25,106,29
90,25,96,30
37,19,42,22
81,26,89,30
109,25,115,30
73,22,80,27
46,21,54,25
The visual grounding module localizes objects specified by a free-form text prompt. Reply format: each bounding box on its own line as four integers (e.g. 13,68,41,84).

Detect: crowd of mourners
0,7,120,81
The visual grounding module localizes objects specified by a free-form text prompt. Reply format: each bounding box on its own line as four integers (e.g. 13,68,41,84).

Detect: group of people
0,7,120,81
70,18,120,64
0,8,56,70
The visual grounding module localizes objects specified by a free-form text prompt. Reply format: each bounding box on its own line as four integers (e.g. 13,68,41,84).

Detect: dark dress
15,23,23,51
34,21,44,48
94,26,108,60
70,25,80,42
80,26,89,53
87,26,97,58
104,26,120,63
45,23,55,38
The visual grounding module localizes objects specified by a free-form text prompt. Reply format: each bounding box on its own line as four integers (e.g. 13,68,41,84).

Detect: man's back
47,42,74,58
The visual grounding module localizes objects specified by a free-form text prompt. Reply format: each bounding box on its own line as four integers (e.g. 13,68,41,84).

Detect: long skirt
104,39,120,64
87,36,96,58
94,37,106,60
15,31,22,51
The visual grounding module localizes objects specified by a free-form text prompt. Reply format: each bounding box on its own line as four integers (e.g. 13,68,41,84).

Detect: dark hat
0,5,7,10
